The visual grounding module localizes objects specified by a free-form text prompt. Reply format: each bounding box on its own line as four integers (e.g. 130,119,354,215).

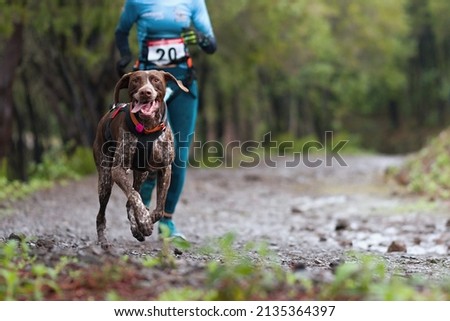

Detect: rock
174,248,183,256
244,174,262,182
394,169,410,186
387,241,407,253
36,238,55,250
338,239,353,248
289,261,306,271
8,233,24,242
329,259,343,272
335,218,350,231
291,206,303,214
425,223,436,231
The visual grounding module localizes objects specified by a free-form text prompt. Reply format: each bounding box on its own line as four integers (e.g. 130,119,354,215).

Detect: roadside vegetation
0,146,95,204
1,234,449,301
389,129,450,200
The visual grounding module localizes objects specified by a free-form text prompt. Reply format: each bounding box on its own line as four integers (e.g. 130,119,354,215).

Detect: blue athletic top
115,0,216,65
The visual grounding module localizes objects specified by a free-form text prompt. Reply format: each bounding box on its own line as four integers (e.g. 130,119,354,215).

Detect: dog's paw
127,205,146,241
128,191,153,236
99,240,112,250
131,226,146,242
138,212,153,237
135,204,153,236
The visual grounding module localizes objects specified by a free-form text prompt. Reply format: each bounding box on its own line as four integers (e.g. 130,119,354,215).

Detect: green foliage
0,0,24,37
0,177,52,204
0,146,95,203
390,129,450,199
157,288,216,301
153,233,287,301
31,145,96,180
31,150,80,181
204,234,286,300
65,146,97,177
3,0,450,175
321,253,448,300
26,0,122,69
0,240,68,300
201,0,416,144
153,239,450,300
1,236,448,300
142,229,191,269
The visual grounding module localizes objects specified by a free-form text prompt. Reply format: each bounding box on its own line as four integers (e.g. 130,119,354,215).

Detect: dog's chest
132,132,164,171
106,104,166,171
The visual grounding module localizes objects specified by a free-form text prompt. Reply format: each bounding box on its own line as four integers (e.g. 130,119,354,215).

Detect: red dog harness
104,103,168,171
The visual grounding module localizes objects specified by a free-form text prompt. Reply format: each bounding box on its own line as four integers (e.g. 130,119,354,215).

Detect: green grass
389,128,450,200
0,146,95,204
152,235,450,301
0,240,69,300
0,235,449,300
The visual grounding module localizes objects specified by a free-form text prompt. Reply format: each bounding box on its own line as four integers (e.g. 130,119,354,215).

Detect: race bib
146,38,187,66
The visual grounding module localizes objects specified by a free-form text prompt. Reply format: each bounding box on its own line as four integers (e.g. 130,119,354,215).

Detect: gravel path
1,154,449,281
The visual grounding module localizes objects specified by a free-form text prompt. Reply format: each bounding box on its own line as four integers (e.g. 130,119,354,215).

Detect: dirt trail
1,155,449,280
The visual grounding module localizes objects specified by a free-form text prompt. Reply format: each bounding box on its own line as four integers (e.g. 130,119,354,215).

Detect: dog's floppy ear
114,72,132,104
163,71,189,93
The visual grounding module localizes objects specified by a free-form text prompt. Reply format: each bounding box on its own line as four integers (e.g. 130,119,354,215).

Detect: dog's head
113,70,189,119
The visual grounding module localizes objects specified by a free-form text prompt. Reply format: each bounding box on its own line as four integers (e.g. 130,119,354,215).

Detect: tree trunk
22,72,43,164
0,23,24,161
10,102,27,181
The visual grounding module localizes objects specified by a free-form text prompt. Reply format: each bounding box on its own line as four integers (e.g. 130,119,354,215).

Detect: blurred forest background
0,0,449,182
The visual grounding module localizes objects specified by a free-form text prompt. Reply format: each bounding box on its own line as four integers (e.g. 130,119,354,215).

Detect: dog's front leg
126,170,149,241
151,166,172,224
96,165,113,248
112,130,153,237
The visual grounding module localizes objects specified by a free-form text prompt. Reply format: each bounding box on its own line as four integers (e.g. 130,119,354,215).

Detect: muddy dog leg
96,166,113,247
111,130,153,237
126,170,149,241
151,166,172,224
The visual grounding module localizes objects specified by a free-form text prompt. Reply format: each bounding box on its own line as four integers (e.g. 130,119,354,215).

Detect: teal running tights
139,79,198,214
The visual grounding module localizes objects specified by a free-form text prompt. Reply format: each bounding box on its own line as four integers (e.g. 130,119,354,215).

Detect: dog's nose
140,89,153,97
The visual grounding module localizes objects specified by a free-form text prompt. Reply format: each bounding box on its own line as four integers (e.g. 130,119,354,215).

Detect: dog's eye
151,77,161,84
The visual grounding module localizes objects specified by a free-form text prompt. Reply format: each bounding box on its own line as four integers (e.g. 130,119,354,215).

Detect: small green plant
157,287,216,301
202,233,286,300
320,253,449,300
153,236,450,301
0,240,68,300
142,227,191,269
153,233,288,301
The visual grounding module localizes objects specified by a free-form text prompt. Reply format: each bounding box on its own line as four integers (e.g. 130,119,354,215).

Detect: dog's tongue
131,101,159,115
131,102,149,113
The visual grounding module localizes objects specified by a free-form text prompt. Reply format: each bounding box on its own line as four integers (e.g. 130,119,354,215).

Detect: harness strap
103,103,167,171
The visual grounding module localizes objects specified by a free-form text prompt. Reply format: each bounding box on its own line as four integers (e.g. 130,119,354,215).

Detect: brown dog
93,70,188,248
